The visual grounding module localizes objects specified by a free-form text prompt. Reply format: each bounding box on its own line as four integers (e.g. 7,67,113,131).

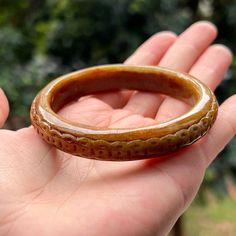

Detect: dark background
0,0,236,195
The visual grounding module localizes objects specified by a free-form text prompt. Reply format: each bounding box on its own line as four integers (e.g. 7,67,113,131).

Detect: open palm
0,22,235,236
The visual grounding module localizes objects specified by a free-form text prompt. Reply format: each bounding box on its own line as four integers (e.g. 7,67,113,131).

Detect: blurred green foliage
0,0,236,191
185,193,236,235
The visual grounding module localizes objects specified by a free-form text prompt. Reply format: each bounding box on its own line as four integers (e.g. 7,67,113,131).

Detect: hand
0,21,235,236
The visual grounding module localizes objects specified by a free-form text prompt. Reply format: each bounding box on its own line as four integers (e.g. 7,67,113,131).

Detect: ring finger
124,21,217,118
156,44,232,123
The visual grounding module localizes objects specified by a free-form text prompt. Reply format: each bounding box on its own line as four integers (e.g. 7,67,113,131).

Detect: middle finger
123,21,217,119
155,44,232,122
159,21,217,71
155,22,220,122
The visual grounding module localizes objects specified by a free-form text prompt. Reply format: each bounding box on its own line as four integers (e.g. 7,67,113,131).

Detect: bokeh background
0,0,236,235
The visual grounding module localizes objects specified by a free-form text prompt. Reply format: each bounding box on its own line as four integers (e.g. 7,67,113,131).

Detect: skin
0,21,235,236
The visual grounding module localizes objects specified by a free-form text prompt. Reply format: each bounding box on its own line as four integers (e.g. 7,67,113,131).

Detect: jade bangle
30,64,218,161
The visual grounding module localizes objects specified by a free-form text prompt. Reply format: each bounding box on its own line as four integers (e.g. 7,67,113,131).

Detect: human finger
78,32,177,110
123,32,177,115
123,91,164,118
155,44,232,123
125,31,177,65
159,21,217,71
126,22,216,118
155,21,219,123
190,44,233,89
0,88,9,128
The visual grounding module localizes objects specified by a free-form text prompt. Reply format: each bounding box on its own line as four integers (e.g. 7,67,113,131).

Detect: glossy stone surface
30,64,218,161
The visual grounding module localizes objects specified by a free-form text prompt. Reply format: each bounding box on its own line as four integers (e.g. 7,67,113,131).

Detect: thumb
0,88,9,128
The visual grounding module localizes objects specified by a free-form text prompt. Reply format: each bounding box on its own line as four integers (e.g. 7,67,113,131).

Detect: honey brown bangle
30,64,218,161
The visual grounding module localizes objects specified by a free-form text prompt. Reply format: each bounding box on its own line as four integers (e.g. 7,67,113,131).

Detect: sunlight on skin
0,21,235,236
